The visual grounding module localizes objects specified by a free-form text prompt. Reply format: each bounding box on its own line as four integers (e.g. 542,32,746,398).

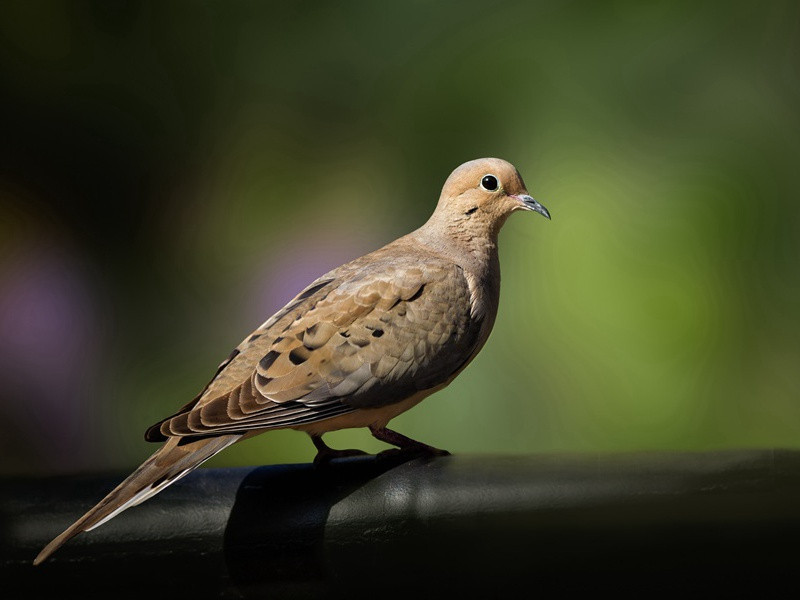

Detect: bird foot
376,443,451,461
369,426,450,461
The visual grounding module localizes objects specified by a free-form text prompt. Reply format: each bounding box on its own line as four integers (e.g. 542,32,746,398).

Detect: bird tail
33,434,240,565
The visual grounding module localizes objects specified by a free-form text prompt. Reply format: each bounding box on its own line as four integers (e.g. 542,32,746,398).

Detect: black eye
480,174,499,191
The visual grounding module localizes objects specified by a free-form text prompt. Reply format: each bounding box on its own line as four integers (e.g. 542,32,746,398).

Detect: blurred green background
1,1,798,476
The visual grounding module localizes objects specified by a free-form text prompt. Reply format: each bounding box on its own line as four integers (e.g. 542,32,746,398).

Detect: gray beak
517,195,551,220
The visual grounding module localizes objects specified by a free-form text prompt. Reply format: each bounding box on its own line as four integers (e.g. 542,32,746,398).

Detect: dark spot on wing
266,280,337,337
465,206,478,215
297,279,334,301
256,373,272,386
259,350,280,371
372,328,384,337
289,346,311,365
249,333,262,342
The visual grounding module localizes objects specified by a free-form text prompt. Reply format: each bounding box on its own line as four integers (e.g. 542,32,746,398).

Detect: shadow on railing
3,450,800,598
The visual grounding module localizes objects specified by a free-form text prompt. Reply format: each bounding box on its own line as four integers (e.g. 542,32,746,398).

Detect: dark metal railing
3,450,800,598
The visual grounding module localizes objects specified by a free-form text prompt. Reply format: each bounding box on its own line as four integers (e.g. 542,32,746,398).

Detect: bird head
437,157,551,224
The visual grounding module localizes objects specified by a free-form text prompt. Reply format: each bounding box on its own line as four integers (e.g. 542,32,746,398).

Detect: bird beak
515,194,551,220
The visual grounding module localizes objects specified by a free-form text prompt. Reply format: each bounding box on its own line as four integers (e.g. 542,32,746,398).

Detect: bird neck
413,210,504,277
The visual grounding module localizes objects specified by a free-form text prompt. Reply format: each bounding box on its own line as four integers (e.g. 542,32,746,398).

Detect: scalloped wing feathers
147,250,482,440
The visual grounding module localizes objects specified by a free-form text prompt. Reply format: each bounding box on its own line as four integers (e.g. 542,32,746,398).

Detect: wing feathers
148,255,480,439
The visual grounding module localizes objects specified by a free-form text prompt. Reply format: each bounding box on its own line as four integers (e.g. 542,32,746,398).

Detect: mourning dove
34,157,550,565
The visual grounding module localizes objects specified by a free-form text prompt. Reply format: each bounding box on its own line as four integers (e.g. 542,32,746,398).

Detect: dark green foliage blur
1,1,798,475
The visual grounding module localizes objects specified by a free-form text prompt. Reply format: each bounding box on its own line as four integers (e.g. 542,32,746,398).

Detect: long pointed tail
33,434,240,565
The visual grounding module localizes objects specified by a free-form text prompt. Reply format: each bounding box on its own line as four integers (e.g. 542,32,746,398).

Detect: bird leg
369,426,451,458
310,434,369,466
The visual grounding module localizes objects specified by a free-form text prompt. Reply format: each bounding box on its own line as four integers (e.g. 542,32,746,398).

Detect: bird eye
480,174,499,191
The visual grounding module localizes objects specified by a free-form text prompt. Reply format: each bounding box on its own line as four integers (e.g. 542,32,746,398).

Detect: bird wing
146,251,483,440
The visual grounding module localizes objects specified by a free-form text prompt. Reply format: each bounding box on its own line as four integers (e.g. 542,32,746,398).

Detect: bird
33,157,550,565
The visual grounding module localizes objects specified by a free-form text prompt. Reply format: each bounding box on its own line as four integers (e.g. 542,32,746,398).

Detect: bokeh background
1,1,798,476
